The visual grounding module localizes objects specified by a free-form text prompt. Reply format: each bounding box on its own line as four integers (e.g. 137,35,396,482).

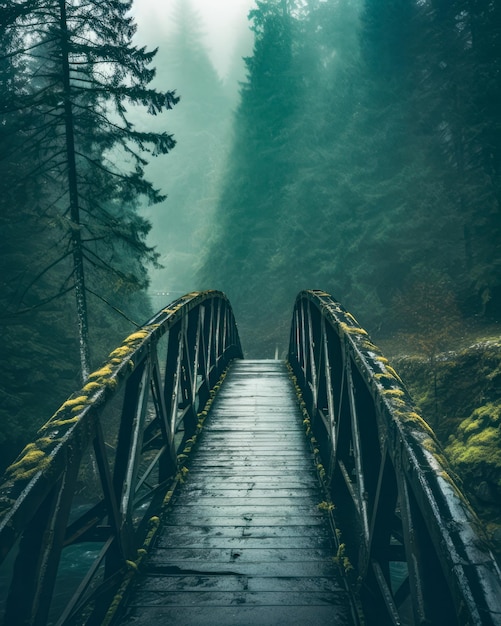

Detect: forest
0,0,177,467
200,0,501,356
1,0,500,546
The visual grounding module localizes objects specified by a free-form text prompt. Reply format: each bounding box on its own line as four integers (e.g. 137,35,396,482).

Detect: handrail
288,290,501,626
0,290,242,626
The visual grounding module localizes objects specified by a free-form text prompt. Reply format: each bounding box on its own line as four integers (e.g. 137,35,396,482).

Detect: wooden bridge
0,290,500,625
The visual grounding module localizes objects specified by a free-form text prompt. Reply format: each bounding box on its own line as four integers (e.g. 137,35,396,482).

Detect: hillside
387,334,501,557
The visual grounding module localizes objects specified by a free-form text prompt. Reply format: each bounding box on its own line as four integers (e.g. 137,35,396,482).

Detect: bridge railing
288,290,501,626
0,290,242,626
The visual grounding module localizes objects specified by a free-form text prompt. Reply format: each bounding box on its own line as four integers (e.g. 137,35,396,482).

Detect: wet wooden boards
119,360,355,625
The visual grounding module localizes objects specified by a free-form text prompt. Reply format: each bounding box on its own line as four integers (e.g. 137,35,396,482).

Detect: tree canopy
0,0,177,469
199,0,501,357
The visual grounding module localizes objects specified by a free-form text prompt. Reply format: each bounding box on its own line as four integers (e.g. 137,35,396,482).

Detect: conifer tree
2,0,178,380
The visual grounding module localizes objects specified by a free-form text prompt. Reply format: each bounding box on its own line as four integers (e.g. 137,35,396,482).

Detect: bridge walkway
119,359,355,625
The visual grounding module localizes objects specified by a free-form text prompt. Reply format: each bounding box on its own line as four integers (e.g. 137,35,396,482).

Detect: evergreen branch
0,116,63,162
0,34,60,61
86,287,140,327
24,154,68,181
71,101,132,133
0,1,55,29
82,249,144,288
0,82,63,114
73,151,132,180
81,236,107,244
7,285,75,317
15,249,73,312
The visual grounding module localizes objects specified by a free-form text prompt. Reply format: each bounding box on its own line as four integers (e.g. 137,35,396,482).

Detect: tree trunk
59,0,91,381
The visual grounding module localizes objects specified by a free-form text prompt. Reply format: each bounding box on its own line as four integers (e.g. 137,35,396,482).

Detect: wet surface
120,360,355,625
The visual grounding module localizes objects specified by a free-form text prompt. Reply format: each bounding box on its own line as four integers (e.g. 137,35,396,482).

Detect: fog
134,0,256,80
126,0,501,358
131,0,256,304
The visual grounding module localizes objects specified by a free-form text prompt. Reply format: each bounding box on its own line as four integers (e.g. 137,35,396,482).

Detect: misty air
1,1,500,625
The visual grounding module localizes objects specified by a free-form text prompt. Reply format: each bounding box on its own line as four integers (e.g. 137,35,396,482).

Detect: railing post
345,358,370,543
150,344,177,479
307,303,318,417
109,358,152,572
197,305,210,409
163,321,183,445
321,318,337,469
180,308,200,440
4,462,80,626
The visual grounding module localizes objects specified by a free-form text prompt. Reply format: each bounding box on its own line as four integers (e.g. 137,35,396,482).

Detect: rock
475,481,497,504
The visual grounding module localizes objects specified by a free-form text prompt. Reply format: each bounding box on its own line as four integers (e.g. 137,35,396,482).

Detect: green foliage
391,278,463,359
0,0,176,469
394,339,501,436
447,403,501,469
393,340,501,551
198,0,501,357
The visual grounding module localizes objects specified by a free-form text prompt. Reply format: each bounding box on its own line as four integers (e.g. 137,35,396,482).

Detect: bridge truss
289,290,501,625
0,289,500,625
0,291,241,625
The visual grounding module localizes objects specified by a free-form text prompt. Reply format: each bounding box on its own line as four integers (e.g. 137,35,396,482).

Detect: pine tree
0,0,177,467
3,0,178,380
198,0,302,352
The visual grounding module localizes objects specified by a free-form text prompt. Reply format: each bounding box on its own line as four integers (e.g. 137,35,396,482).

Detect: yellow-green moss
162,303,183,315
88,366,113,380
334,543,354,574
382,388,405,398
145,516,160,542
48,416,80,427
35,437,53,449
374,372,394,382
61,395,88,408
108,346,132,360
82,361,119,394
11,445,44,466
374,363,404,385
9,457,51,482
345,312,361,325
385,365,402,381
446,402,501,477
123,330,149,344
163,490,174,505
394,410,437,438
7,446,50,481
339,322,368,337
101,514,162,626
82,381,102,394
318,500,335,511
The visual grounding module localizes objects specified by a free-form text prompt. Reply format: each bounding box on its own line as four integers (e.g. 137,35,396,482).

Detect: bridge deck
120,360,355,625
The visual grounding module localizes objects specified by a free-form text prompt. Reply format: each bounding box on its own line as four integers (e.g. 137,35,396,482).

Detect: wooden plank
119,604,350,625
160,510,325,528
156,532,333,550
119,360,355,626
159,524,331,539
162,514,327,527
139,575,342,593
129,589,347,607
168,488,318,498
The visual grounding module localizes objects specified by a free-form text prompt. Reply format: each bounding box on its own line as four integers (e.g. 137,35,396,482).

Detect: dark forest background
1,0,500,531
199,0,501,359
